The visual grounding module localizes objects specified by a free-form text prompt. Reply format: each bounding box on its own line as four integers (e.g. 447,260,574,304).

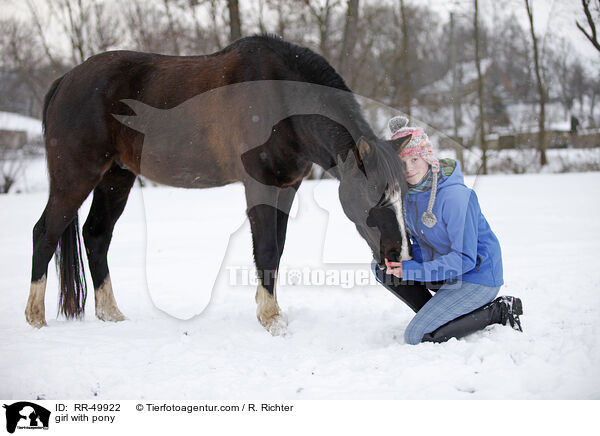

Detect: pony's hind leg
26,168,106,327
82,164,136,322
26,213,50,327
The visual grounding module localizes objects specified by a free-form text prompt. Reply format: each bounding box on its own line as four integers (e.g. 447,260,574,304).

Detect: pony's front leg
247,200,287,335
245,179,300,336
255,276,286,336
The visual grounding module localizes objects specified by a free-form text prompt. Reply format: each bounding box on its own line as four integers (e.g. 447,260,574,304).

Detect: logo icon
3,402,50,434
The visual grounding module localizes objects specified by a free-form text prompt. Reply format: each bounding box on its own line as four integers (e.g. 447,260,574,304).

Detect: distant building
0,111,43,150
418,59,515,108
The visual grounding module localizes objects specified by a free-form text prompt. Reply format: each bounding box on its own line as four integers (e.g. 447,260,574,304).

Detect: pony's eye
375,184,389,206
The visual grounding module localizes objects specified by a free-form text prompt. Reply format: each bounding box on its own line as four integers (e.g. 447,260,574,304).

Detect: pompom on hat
388,116,439,228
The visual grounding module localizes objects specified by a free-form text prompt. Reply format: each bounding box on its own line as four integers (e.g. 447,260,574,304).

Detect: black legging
371,260,445,313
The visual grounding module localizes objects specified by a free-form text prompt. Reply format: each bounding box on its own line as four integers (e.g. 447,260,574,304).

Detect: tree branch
576,0,600,52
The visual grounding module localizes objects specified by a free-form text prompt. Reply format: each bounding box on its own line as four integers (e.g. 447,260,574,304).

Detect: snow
0,111,42,141
1,164,599,399
549,120,572,132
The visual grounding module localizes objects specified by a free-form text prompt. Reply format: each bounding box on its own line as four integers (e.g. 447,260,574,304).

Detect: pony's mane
231,34,375,139
375,143,406,197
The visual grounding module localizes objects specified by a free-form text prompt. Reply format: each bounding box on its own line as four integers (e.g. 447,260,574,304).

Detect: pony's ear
356,136,382,180
389,134,412,156
357,136,372,159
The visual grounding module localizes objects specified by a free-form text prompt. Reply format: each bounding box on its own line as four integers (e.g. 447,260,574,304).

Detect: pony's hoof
255,284,286,335
25,312,47,328
94,277,125,322
259,313,288,336
96,309,126,322
25,277,47,328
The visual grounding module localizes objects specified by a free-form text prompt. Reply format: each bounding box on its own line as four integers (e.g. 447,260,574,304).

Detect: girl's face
401,155,429,185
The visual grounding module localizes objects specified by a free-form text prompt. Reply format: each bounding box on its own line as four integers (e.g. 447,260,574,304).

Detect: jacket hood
437,158,464,189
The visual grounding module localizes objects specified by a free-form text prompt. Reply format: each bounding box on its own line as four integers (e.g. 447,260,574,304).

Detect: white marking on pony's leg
390,192,413,261
255,283,287,336
95,275,126,322
25,275,47,328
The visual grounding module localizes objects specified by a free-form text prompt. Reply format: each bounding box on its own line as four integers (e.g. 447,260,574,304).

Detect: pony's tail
56,215,87,319
42,75,65,136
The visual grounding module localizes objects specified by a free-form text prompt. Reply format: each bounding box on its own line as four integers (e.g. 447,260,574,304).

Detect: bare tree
188,0,206,46
265,0,295,38
347,3,382,92
387,2,409,110
162,0,181,55
38,0,121,64
208,0,225,50
25,0,63,72
491,13,532,100
0,152,23,194
474,0,487,174
179,0,225,55
301,0,342,59
577,0,600,53
548,37,581,118
124,0,191,54
0,18,53,110
90,0,120,53
125,0,166,52
588,74,600,126
337,0,359,81
525,0,547,166
56,0,88,63
227,0,242,42
399,0,412,118
449,10,464,169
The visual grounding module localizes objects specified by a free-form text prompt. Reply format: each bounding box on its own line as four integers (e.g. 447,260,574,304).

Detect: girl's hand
385,258,403,279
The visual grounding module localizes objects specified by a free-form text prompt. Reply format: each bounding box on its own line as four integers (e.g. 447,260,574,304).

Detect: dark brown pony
25,35,411,335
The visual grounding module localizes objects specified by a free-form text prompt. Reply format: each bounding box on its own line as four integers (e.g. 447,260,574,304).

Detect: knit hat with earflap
388,116,438,228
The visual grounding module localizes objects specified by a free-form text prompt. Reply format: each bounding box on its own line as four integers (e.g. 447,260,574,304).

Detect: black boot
422,296,523,343
372,263,432,313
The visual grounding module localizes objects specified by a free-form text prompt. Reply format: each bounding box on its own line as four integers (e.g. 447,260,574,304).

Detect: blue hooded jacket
401,160,503,287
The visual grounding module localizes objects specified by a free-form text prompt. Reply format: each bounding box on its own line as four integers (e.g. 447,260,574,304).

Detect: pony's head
337,135,412,265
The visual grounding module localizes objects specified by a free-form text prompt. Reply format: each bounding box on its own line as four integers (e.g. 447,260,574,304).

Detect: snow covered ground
0,111,42,141
1,165,599,399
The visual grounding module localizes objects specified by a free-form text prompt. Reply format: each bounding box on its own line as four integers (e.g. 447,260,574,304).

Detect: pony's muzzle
385,248,402,263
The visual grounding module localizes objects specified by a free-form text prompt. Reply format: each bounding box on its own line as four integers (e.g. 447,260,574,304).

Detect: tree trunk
25,0,63,71
525,0,547,166
276,0,286,38
338,0,359,81
303,0,335,60
400,0,411,118
209,0,223,50
450,11,464,169
590,92,597,126
474,0,487,174
163,0,180,55
227,0,242,43
577,0,600,53
189,1,204,49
